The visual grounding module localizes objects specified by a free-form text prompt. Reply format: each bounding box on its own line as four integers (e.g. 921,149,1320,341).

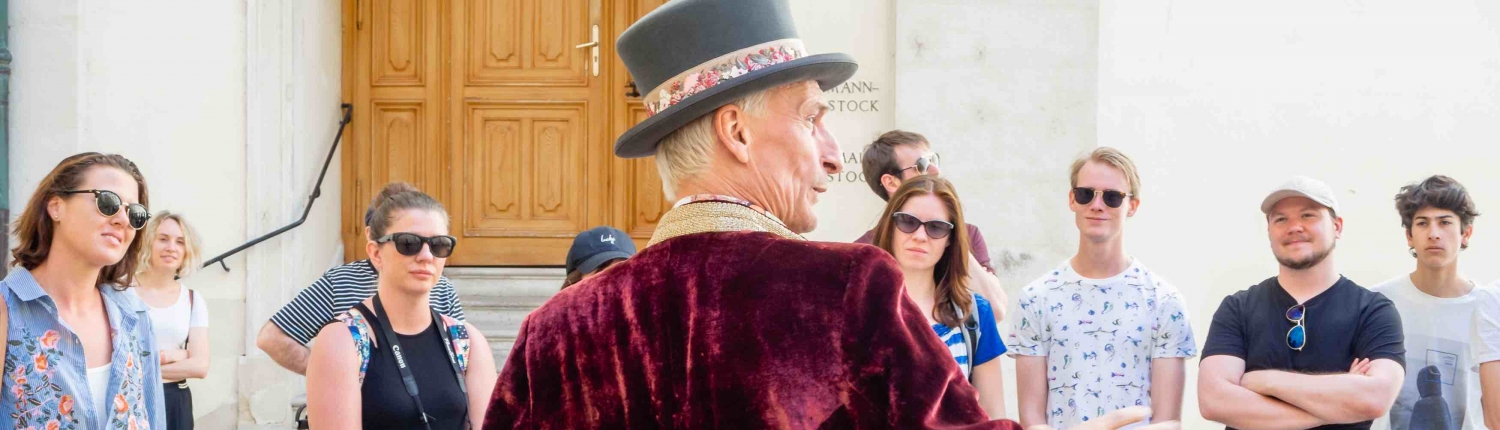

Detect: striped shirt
269,259,466,345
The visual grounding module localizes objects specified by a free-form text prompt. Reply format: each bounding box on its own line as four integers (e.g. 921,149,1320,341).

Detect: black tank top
353,303,468,430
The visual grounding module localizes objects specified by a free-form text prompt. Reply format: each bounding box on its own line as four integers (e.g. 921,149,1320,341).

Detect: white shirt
1007,259,1197,429
87,363,111,420
146,285,208,351
1371,275,1490,430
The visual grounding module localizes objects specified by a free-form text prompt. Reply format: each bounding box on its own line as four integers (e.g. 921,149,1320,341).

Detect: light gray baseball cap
1261,176,1340,215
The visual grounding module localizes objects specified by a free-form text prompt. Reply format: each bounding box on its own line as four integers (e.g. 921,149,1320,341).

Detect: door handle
577,25,599,77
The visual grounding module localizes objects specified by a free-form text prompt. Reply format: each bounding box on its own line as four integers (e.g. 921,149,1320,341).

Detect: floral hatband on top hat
613,0,858,159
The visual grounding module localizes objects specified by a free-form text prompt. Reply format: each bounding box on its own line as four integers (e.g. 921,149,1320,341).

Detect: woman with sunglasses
135,211,209,430
871,175,1008,419
306,189,497,430
2,153,166,429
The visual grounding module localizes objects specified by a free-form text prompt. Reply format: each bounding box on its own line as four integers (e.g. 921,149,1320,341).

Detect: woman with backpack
871,175,1008,419
136,211,210,429
306,189,497,429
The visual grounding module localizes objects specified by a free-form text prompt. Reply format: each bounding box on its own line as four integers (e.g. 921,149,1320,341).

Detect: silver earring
1409,248,1417,258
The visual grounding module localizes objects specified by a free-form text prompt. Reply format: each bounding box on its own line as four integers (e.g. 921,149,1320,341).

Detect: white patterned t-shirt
1007,259,1198,429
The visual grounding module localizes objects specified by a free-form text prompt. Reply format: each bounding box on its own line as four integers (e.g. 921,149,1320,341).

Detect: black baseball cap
566,226,636,275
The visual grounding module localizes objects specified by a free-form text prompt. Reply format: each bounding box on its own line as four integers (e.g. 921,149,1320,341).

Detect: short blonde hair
137,211,204,278
1069,147,1142,198
654,86,779,199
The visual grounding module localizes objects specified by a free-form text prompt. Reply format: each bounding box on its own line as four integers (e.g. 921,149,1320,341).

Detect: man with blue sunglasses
1200,176,1407,430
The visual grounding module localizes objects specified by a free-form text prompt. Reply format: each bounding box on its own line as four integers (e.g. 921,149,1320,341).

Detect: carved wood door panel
343,0,672,265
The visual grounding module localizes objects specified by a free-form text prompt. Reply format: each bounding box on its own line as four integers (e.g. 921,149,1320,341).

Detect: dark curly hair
1394,175,1479,245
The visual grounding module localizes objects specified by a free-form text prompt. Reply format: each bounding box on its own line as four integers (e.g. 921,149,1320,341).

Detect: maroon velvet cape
484,231,1022,429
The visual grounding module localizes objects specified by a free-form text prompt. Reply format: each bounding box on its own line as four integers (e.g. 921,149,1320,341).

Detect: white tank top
88,363,111,419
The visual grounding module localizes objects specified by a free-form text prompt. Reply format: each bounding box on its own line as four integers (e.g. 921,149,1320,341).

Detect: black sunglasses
891,212,955,240
896,153,939,176
58,189,150,230
1072,187,1133,209
375,233,458,258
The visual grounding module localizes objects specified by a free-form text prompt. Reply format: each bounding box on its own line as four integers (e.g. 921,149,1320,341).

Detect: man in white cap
1199,176,1407,430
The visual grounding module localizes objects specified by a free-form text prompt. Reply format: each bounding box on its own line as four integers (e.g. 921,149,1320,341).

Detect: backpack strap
336,305,377,385
437,313,471,375
950,299,978,382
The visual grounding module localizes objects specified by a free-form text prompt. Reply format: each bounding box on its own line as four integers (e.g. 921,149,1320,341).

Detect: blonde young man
1371,175,1488,430
1009,147,1197,428
1200,176,1406,430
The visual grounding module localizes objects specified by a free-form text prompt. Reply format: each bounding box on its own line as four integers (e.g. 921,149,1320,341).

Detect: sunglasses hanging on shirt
1286,303,1307,351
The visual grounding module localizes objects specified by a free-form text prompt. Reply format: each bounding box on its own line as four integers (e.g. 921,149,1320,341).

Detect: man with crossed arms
1200,176,1406,430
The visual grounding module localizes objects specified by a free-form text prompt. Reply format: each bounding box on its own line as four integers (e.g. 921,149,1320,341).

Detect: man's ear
881,174,902,198
1127,197,1140,218
713,104,753,164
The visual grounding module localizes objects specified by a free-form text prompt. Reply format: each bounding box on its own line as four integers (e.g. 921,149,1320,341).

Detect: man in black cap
484,1,1171,429
561,226,637,289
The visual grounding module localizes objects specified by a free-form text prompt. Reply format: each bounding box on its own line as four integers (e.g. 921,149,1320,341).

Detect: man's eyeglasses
58,189,150,230
897,153,939,176
1072,187,1133,209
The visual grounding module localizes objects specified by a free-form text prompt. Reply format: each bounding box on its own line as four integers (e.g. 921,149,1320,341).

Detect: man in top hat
483,1,1173,428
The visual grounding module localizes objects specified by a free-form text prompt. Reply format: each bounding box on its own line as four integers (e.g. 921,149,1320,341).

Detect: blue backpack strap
438,314,470,374
334,308,376,385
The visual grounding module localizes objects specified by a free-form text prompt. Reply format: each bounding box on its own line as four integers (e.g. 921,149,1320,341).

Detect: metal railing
201,103,353,272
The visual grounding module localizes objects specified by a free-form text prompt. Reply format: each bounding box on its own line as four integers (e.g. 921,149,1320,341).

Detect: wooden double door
341,0,672,265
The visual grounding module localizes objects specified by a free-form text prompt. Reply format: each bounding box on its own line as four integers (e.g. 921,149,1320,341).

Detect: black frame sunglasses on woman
59,189,151,230
1072,187,1133,209
376,232,458,259
891,212,955,240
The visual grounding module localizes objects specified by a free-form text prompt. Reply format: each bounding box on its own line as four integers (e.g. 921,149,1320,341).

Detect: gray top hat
613,0,859,158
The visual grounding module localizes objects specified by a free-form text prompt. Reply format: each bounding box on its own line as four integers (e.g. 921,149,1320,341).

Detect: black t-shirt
1202,276,1405,430
356,303,469,430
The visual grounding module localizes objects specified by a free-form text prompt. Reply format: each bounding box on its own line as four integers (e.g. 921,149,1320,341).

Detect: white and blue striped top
932,293,1006,379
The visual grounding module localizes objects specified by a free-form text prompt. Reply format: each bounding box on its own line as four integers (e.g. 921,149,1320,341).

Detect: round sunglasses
1287,303,1307,351
375,232,458,258
1072,187,1133,209
59,189,151,230
896,153,939,176
891,212,955,240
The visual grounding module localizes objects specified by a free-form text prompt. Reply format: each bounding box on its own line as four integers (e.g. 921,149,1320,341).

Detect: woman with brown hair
306,188,497,429
873,175,1008,419
1,152,166,429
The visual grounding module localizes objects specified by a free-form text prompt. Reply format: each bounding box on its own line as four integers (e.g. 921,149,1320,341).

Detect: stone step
445,267,565,367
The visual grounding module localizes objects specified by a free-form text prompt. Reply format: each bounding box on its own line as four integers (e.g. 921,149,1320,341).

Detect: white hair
654,87,779,199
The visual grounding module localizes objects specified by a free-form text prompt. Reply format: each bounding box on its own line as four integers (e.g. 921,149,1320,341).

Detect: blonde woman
136,211,209,429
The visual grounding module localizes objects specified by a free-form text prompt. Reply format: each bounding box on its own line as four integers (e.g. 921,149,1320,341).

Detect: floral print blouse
2,267,166,430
